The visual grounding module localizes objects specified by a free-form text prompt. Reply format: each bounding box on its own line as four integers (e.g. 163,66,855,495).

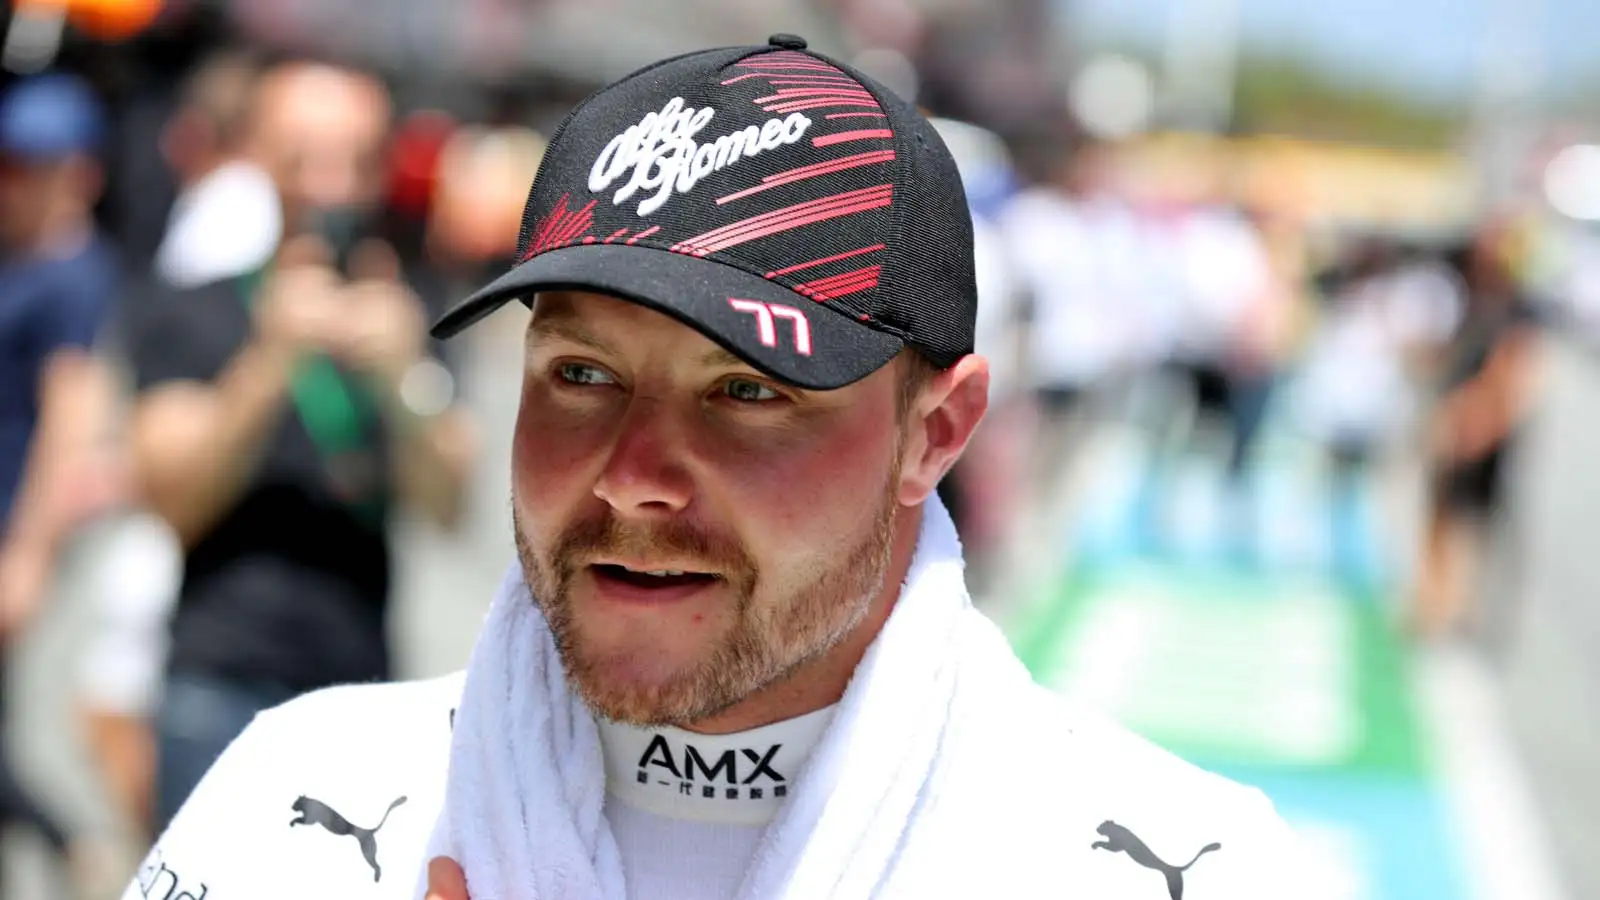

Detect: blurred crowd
0,13,534,895
951,127,1551,635
0,2,1596,899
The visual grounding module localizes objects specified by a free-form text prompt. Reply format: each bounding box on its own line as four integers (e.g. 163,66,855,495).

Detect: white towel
416,496,977,900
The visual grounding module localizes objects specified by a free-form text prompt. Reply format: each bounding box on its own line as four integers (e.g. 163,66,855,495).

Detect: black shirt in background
126,276,397,692
1441,291,1539,394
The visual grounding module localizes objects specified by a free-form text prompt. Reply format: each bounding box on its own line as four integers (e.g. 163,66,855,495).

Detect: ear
895,354,989,506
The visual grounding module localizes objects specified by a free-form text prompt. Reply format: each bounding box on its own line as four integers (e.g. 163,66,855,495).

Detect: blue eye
724,378,780,402
558,363,615,385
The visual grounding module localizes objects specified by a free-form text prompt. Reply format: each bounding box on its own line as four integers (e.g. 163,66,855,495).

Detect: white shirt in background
999,187,1136,392
154,160,282,289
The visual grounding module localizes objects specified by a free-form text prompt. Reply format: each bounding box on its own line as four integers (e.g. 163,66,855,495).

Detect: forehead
256,66,388,149
533,289,691,334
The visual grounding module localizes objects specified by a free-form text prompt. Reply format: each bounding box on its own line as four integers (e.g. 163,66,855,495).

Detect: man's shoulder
974,680,1255,799
944,675,1317,897
125,673,464,900
257,671,466,739
236,670,463,805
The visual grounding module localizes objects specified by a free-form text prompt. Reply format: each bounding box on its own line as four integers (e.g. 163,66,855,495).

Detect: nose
593,397,694,517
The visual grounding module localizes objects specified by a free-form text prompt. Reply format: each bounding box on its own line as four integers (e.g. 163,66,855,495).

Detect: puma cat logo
1091,820,1221,899
289,795,407,882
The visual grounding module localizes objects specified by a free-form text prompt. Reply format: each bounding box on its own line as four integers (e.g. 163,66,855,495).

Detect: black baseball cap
431,34,977,390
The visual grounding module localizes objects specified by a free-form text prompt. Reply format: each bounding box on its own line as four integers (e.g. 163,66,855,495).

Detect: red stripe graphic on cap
736,61,843,73
716,149,895,205
686,195,894,257
804,266,882,292
554,201,598,247
758,90,877,112
624,225,661,245
528,192,569,255
766,243,885,278
672,185,892,256
764,98,880,115
768,77,865,86
754,88,875,104
795,265,882,301
738,53,842,68
813,129,894,148
826,112,888,120
602,228,630,244
723,73,859,86
525,193,597,259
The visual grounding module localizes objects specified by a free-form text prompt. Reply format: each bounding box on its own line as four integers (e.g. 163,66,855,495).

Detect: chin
564,641,712,726
573,671,701,727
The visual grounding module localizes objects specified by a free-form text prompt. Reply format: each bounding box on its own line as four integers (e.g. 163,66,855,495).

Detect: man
130,37,1312,900
1415,218,1541,640
75,47,278,844
123,59,477,834
0,67,124,868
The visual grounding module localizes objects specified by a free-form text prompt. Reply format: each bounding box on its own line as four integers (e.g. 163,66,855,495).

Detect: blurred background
1,1,1597,898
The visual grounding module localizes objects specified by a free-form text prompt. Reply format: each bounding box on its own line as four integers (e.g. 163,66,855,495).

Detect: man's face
512,291,908,727
0,155,73,249
250,64,390,233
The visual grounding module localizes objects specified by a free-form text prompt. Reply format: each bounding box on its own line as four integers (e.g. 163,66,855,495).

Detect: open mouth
592,564,720,590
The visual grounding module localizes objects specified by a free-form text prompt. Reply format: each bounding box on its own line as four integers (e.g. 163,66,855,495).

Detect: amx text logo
636,734,788,800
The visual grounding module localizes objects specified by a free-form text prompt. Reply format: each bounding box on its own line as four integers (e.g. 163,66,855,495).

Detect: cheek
511,382,606,520
707,406,898,565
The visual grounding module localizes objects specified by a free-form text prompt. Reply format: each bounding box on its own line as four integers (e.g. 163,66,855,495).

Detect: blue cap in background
0,73,106,162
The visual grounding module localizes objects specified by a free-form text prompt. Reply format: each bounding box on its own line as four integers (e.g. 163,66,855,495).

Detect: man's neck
681,502,926,736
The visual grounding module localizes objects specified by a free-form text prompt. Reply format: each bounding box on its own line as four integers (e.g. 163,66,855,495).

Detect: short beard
514,462,901,727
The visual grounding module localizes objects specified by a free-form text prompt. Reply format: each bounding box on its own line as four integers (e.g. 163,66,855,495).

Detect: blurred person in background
1293,236,1463,588
150,47,280,290
926,116,1025,583
1136,161,1279,560
1414,217,1542,640
425,121,546,295
124,57,478,834
0,71,126,894
72,46,279,846
999,136,1141,485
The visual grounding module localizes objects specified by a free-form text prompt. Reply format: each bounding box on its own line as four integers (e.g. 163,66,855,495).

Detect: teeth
644,569,685,577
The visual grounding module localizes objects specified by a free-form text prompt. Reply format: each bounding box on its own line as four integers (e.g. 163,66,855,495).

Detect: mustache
550,512,756,581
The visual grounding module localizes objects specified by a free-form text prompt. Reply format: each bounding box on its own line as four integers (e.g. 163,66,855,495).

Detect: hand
0,540,49,643
253,235,347,357
425,857,468,900
336,239,428,390
54,447,131,534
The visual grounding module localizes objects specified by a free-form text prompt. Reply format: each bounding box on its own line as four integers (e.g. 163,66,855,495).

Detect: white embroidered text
589,97,811,217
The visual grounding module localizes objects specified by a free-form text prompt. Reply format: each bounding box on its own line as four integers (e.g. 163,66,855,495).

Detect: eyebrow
527,316,619,356
695,345,747,369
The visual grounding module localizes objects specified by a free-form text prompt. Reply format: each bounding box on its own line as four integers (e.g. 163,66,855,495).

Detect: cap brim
431,244,903,390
